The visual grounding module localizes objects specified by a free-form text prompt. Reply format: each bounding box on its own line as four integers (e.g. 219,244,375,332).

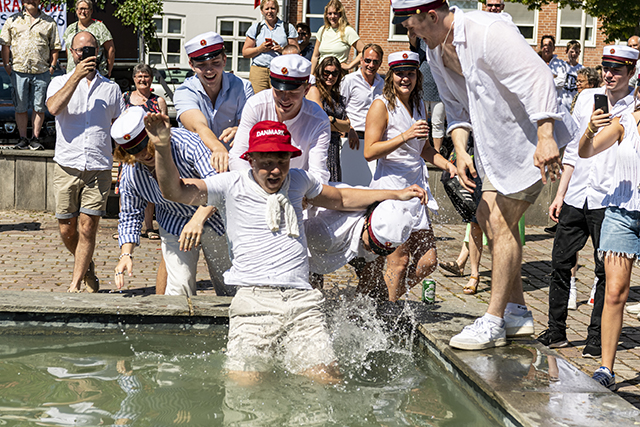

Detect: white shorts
160,225,232,296
225,286,336,373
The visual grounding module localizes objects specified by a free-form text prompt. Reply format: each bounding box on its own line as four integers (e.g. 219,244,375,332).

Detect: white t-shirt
205,168,324,288
306,208,376,274
316,26,360,64
228,89,331,184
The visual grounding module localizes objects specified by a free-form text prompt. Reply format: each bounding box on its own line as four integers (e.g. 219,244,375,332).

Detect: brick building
287,0,608,72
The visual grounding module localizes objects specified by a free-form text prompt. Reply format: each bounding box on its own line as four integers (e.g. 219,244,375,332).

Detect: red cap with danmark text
241,121,302,160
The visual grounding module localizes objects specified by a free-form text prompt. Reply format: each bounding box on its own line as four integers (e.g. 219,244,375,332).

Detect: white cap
391,0,447,24
111,107,148,155
269,55,311,90
601,45,639,68
369,199,418,252
388,51,420,70
185,31,225,61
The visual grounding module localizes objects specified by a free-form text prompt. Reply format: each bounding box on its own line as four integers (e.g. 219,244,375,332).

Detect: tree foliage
42,0,164,47
500,0,640,42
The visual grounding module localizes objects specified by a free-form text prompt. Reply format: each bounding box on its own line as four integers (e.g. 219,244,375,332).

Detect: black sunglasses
322,69,339,77
363,58,381,65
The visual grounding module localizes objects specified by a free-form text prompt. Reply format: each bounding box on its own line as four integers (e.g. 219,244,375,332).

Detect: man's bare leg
59,213,100,292
476,191,530,318
465,222,483,293
32,112,45,138
299,362,341,385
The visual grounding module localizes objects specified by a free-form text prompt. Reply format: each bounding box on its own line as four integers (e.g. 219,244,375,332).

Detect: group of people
5,0,640,390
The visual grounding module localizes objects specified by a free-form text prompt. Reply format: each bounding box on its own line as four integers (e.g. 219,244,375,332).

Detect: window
556,6,597,47
303,0,326,36
388,7,408,41
148,15,186,66
503,2,538,44
218,18,254,78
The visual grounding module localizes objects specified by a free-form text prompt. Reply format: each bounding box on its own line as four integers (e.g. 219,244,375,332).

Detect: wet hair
259,0,279,13
577,67,601,89
540,35,555,48
315,56,343,110
132,63,153,79
566,40,580,52
382,66,423,116
114,139,155,165
323,0,350,42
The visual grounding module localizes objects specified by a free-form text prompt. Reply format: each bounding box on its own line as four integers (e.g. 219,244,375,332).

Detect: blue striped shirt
118,128,225,247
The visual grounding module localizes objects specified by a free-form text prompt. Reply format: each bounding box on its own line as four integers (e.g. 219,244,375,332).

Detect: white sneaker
503,310,534,337
627,302,640,314
568,287,577,310
588,278,597,306
449,317,507,350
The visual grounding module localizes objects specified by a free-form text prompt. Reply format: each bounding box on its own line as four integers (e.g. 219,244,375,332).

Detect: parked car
150,66,193,126
0,66,62,149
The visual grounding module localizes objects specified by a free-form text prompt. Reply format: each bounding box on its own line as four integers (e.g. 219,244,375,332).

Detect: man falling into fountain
150,112,427,384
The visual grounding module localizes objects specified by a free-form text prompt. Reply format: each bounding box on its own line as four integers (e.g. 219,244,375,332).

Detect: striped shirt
118,128,224,247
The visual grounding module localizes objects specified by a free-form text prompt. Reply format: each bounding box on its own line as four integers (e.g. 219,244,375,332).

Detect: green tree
43,0,164,48
501,0,640,42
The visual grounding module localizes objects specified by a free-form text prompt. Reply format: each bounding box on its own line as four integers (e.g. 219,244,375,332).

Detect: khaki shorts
53,164,111,219
225,286,336,373
249,65,271,94
482,175,543,205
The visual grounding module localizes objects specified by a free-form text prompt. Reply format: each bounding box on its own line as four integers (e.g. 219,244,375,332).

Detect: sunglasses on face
322,69,339,77
486,3,503,7
363,58,381,65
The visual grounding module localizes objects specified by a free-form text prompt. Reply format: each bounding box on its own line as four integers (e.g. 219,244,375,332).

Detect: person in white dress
364,51,456,302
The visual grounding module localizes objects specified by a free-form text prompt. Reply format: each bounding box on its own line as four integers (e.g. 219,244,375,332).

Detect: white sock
505,303,527,316
483,313,505,327
570,276,576,289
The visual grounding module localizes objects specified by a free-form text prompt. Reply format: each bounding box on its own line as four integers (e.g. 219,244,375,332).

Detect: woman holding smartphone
579,86,640,391
242,0,298,93
364,51,456,303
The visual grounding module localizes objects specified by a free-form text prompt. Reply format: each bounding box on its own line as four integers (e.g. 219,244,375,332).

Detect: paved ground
1,209,639,408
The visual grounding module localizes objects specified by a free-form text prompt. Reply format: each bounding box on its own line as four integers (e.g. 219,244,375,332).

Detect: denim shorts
10,70,50,113
599,206,640,260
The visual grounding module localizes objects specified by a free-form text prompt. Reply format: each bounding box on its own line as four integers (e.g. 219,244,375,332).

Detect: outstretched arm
309,184,426,211
146,113,209,206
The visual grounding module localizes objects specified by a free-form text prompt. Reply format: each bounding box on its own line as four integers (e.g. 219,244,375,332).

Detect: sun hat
241,121,302,160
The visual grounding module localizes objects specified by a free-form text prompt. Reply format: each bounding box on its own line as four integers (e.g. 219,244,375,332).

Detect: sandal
141,229,160,240
439,261,464,277
463,276,480,295
112,233,119,240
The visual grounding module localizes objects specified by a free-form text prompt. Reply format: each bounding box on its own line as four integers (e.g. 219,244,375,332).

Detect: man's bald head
628,36,640,51
71,30,98,50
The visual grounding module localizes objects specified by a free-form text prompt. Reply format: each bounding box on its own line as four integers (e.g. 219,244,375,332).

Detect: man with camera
46,31,125,293
0,0,61,150
539,46,638,357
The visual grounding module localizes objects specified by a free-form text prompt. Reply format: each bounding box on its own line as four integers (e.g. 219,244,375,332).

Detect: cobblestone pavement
1,209,639,407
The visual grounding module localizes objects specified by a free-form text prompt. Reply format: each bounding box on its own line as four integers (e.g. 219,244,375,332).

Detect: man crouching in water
149,113,426,384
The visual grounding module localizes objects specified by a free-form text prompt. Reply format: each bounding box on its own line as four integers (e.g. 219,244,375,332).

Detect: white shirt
340,70,384,132
603,112,640,212
47,73,125,171
228,89,331,184
306,208,376,274
427,8,561,195
205,169,323,289
546,54,569,106
562,87,636,210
